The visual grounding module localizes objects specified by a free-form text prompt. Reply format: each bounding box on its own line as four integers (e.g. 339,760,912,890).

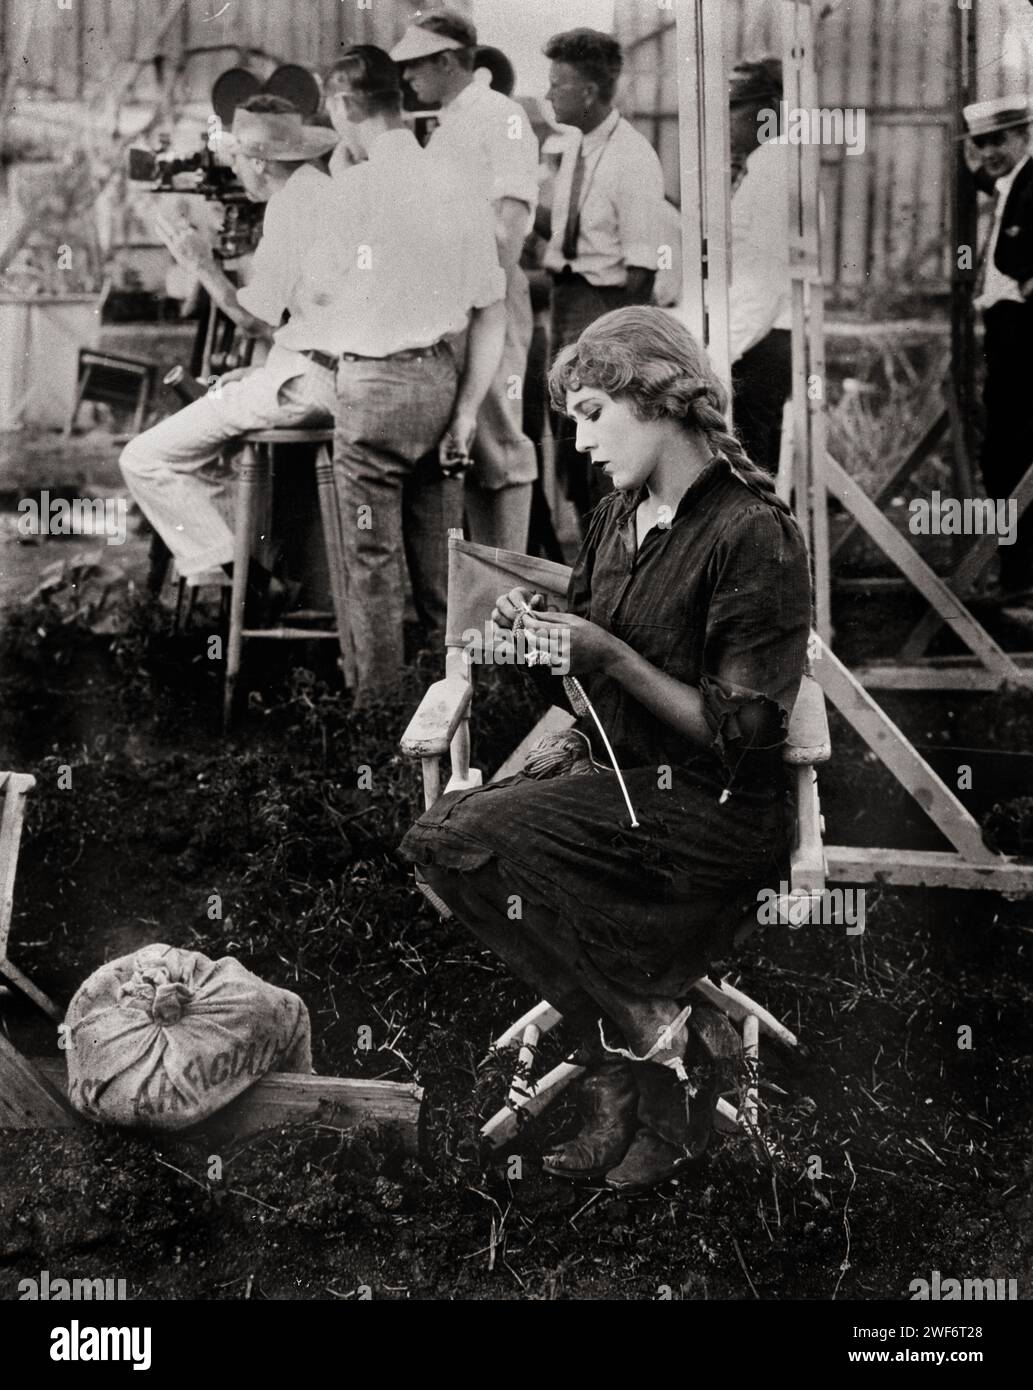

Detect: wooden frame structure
822,1,1033,693
751,0,1033,895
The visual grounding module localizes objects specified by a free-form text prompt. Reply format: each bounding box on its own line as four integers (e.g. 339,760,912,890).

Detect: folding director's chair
400,532,831,1150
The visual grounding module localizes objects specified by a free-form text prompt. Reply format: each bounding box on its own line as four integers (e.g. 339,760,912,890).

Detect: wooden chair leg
224,441,264,731
313,442,354,687
173,577,187,632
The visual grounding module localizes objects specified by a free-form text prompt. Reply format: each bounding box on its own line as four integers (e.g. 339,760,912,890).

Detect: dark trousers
981,302,1033,592
731,329,792,476
550,274,654,523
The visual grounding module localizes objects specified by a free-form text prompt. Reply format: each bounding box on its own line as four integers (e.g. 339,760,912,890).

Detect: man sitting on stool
119,96,340,617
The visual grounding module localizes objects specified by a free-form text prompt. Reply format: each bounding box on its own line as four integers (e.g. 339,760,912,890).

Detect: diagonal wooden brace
825,454,1028,687
900,457,1033,660
814,639,996,863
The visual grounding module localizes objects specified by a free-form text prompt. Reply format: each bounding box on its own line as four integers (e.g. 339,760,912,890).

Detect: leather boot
541,1062,638,1182
606,1005,741,1193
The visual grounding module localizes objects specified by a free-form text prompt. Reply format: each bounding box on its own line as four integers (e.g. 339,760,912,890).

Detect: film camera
127,63,323,261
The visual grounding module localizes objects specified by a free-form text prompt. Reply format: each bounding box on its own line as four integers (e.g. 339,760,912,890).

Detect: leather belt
300,349,339,373
338,339,447,363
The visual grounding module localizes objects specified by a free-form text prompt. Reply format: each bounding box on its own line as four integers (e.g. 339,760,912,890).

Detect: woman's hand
519,610,628,678
492,587,545,632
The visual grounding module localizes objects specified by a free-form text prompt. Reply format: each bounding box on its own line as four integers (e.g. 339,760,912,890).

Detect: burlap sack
65,943,312,1131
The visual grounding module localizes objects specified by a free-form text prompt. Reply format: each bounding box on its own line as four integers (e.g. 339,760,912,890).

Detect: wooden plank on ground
0,1035,82,1130
815,641,996,863
32,1060,425,1156
0,771,34,956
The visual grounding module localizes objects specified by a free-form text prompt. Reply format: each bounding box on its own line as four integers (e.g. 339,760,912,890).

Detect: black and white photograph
0,0,1032,1352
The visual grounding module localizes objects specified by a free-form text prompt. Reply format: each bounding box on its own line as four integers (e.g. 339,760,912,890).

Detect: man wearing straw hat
962,94,1033,599
392,10,540,554
120,95,341,614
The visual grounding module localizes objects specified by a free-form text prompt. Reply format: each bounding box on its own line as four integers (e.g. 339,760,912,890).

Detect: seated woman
400,307,812,1192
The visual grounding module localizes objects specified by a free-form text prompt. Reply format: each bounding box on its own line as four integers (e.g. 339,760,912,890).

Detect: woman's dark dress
400,458,812,1013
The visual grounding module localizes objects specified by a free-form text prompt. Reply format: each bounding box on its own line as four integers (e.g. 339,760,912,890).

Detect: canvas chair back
444,535,570,652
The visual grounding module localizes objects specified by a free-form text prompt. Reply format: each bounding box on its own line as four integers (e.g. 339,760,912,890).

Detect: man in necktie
541,29,666,525
963,95,1033,599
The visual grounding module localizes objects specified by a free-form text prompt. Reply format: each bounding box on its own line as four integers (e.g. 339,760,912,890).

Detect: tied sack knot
118,966,192,1026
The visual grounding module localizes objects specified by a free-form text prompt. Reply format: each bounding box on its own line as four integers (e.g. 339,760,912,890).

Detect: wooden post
783,0,831,644
674,0,731,389
949,1,978,503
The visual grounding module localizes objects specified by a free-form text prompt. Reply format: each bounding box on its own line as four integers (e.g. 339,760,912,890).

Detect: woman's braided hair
547,305,792,515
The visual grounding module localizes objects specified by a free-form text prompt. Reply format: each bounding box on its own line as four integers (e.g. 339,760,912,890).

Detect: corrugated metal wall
0,0,466,101
613,0,1033,304
4,0,1033,301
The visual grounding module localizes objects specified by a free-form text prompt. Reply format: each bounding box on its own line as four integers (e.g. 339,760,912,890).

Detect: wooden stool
223,427,352,729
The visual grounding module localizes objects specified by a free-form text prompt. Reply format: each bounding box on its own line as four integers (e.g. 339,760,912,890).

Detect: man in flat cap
727,58,792,477
963,94,1033,598
392,10,540,554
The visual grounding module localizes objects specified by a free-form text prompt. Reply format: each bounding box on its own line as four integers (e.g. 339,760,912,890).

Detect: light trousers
119,355,335,578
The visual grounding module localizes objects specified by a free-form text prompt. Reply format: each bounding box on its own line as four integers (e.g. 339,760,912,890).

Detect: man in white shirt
727,59,792,477
540,28,666,520
392,11,540,554
963,95,1033,597
119,96,339,610
309,45,506,702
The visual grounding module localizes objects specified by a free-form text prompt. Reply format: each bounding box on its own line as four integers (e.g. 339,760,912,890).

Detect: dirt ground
2,366,1033,1299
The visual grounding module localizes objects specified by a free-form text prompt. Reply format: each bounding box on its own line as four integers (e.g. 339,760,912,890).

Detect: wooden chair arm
789,763,826,897
399,676,473,758
784,672,831,765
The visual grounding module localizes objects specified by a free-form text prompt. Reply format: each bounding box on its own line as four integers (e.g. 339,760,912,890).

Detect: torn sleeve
698,673,790,781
